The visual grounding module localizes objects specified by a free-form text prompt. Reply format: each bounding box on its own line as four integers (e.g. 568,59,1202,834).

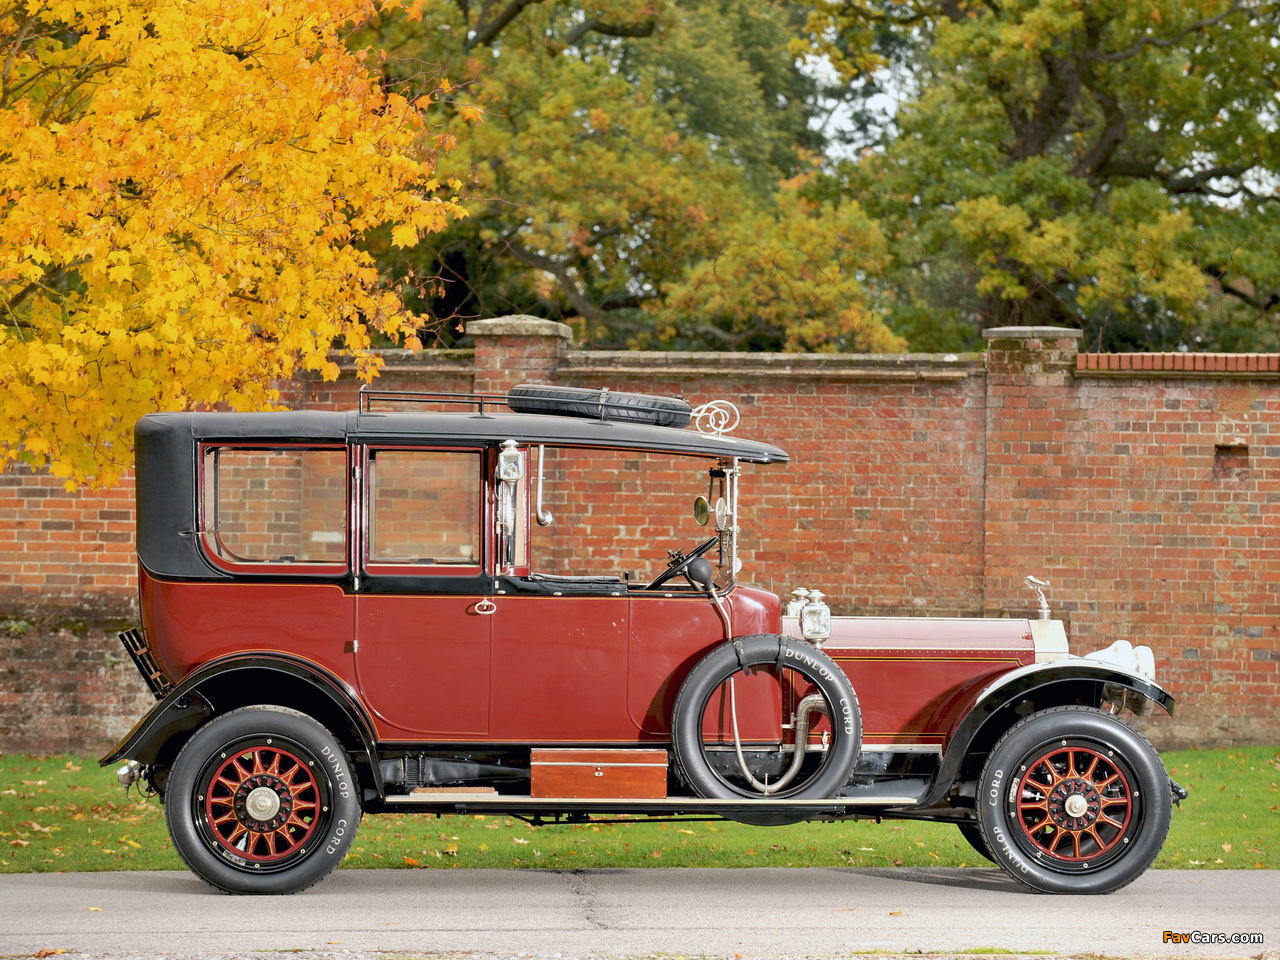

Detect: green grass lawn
1,745,1275,874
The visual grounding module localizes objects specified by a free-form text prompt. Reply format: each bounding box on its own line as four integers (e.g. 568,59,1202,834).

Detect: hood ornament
1024,575,1052,620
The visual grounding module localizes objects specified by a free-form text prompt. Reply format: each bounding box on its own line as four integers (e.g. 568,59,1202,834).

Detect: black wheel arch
99,653,384,799
921,661,1174,809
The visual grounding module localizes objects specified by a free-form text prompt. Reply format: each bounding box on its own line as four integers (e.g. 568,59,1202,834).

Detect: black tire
671,635,861,824
165,706,361,894
957,821,996,863
507,384,692,428
977,705,1171,894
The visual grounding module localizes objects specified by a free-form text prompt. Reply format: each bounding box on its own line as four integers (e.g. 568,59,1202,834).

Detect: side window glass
202,447,347,567
368,450,480,567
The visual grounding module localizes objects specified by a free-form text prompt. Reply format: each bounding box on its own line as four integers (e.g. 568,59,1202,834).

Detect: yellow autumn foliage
1,0,465,486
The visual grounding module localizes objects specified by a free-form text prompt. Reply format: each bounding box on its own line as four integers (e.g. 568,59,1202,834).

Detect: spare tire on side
507,384,692,428
671,634,861,824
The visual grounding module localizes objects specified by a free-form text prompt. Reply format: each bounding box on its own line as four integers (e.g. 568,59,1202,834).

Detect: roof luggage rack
359,384,695,429
358,386,509,414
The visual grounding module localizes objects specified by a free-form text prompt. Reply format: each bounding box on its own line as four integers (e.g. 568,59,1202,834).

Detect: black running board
373,793,922,819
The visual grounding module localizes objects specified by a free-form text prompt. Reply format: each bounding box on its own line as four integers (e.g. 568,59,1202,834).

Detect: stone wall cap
982,326,1083,340
466,316,573,340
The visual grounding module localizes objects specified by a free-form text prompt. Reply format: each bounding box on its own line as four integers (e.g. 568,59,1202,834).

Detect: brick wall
1,320,1276,753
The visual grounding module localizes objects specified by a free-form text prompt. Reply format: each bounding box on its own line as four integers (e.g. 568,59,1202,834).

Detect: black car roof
133,409,786,580
140,410,790,464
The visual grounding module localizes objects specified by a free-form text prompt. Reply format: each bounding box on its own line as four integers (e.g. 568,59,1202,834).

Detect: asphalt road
0,868,1275,959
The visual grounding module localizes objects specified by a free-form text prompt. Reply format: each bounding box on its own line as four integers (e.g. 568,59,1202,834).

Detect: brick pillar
981,326,1083,618
466,316,572,395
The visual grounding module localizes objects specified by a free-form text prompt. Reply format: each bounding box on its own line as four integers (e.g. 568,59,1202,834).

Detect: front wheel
977,705,1171,894
165,706,361,894
957,821,995,863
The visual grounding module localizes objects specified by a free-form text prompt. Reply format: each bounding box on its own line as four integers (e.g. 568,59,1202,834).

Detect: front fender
916,659,1174,809
99,653,384,797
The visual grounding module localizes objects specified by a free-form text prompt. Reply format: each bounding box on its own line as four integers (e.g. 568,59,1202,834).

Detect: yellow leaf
391,225,418,248
403,856,419,867
459,105,484,123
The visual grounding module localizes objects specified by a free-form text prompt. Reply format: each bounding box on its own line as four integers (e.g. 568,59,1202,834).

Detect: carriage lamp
786,587,810,618
498,439,523,482
800,589,831,645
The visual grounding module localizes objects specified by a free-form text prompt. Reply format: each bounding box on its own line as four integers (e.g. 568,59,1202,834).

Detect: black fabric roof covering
134,410,787,580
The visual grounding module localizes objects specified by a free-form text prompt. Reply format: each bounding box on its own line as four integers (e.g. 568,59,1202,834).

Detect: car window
368,449,480,566
201,446,347,567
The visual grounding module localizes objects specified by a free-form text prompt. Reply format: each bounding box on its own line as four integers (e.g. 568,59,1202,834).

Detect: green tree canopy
359,0,903,351
799,0,1280,351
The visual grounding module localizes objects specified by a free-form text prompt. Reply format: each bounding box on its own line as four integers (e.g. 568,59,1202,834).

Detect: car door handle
474,598,497,615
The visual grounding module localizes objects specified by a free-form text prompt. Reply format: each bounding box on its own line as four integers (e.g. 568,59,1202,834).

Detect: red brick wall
985,331,1280,747
1,323,1277,752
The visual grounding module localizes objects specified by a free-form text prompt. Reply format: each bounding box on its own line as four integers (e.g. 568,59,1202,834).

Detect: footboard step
410,786,499,796
382,794,919,807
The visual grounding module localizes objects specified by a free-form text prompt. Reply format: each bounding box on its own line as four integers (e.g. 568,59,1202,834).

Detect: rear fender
99,654,384,798
917,659,1174,809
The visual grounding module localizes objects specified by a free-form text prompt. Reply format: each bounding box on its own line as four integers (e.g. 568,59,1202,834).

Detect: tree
358,0,901,352
800,0,1280,351
1,0,465,485
662,192,904,351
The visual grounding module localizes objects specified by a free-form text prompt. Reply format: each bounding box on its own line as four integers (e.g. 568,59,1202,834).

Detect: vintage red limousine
103,386,1182,895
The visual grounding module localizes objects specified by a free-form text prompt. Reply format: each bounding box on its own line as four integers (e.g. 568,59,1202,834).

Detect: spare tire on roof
506,384,692,428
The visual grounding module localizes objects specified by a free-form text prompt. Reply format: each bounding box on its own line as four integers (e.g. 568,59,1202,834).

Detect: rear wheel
165,706,361,894
671,635,861,824
977,705,1171,894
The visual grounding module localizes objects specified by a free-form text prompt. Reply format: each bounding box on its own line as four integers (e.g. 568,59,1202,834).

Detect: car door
353,445,492,739
483,442,634,742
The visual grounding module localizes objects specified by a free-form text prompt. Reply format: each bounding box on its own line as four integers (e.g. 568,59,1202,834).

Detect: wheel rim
197,741,324,868
1010,741,1136,870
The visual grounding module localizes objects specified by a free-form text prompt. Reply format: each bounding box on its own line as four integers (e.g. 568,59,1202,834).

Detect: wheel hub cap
1047,778,1101,830
245,785,282,822
233,773,293,830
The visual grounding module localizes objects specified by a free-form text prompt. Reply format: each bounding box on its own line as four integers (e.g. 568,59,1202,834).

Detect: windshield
525,448,738,589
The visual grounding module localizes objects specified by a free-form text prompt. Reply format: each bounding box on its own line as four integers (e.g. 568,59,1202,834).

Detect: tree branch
1166,164,1252,194
689,316,771,348
1204,266,1280,311
467,0,546,48
563,17,656,46
1096,2,1253,61
505,241,607,321
1072,31,1128,179
2,256,92,318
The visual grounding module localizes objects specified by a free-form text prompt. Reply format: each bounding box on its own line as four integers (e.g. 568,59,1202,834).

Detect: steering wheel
644,536,720,590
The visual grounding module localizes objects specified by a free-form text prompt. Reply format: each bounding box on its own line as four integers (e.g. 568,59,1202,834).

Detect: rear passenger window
201,446,348,568
368,449,480,566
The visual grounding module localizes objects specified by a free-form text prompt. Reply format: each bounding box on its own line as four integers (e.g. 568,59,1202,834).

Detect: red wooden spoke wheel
166,706,361,894
977,706,1172,894
1013,744,1132,863
203,745,320,863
